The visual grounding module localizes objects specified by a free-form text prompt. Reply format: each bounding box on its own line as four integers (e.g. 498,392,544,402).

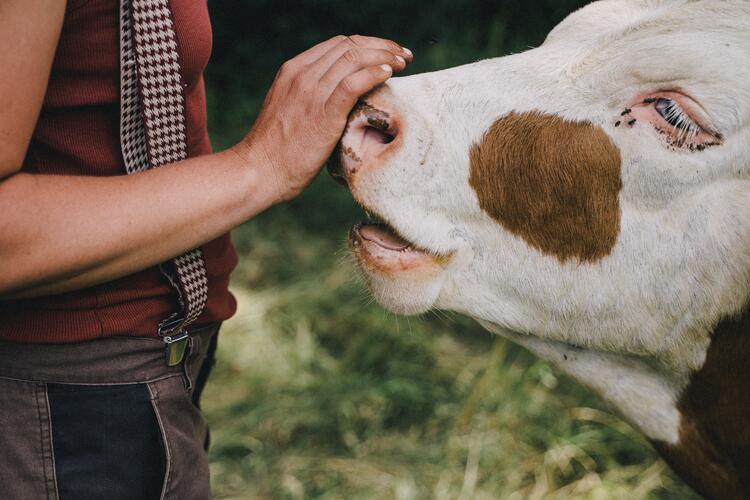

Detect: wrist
229,139,289,207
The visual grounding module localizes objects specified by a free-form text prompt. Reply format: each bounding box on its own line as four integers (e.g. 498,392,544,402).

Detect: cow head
330,0,750,496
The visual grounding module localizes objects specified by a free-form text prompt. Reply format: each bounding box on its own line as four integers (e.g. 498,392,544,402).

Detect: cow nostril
364,125,395,145
330,101,398,186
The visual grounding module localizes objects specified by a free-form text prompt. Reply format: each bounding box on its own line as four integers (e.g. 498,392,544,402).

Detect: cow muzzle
327,98,400,187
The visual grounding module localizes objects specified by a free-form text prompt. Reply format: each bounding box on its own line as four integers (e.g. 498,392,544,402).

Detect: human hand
234,35,412,202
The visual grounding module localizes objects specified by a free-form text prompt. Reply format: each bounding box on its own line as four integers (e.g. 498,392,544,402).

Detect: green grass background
201,2,699,498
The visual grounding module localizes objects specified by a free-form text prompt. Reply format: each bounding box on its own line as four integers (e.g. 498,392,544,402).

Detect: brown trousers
0,323,219,500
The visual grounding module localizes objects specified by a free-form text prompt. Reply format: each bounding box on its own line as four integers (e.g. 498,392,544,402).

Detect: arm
0,152,272,298
0,1,412,298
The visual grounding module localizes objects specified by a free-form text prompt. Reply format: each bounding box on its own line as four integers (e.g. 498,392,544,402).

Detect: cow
328,0,750,497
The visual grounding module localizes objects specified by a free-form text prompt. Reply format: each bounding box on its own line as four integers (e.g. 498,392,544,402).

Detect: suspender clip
163,331,190,367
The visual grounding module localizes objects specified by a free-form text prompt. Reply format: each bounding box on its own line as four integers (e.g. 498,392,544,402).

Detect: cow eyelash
653,98,702,143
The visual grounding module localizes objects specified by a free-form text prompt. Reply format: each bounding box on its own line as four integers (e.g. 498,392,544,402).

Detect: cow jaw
348,220,450,315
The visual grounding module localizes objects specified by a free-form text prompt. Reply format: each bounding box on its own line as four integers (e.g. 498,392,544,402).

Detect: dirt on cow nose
345,100,397,150
356,102,394,140
327,99,400,188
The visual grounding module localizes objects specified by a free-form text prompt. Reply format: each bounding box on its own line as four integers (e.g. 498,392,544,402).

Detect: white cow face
331,0,750,382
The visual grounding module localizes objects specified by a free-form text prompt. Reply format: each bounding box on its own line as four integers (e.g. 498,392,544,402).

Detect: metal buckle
159,315,189,367
163,330,190,367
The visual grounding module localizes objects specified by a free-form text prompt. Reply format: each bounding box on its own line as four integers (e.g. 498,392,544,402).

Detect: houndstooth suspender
119,0,209,365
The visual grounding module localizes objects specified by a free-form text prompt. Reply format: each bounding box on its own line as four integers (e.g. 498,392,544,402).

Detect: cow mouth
352,222,414,252
348,212,445,272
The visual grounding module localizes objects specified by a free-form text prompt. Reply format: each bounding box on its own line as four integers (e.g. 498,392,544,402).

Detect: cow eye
631,91,723,151
654,98,701,137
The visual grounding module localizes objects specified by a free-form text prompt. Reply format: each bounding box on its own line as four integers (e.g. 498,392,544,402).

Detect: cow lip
349,219,453,274
343,186,449,258
348,204,434,257
352,222,415,253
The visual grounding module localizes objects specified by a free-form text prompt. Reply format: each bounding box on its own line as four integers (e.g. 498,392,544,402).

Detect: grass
200,176,699,499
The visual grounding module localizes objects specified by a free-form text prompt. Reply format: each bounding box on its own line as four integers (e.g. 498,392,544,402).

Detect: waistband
0,323,220,385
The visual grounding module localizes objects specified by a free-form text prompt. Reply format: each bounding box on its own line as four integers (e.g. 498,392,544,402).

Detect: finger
276,35,349,80
292,35,350,66
345,35,413,63
319,48,405,94
325,64,393,117
309,35,412,79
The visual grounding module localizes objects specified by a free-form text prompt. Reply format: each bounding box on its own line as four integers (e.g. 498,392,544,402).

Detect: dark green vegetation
202,2,699,498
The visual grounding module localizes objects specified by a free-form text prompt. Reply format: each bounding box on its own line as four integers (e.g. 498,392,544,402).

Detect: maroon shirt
0,0,238,343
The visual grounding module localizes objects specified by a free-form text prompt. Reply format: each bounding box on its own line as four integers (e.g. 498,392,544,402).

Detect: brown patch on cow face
469,112,622,262
652,310,750,499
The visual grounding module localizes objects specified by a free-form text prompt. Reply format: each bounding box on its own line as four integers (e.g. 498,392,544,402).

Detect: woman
0,0,412,497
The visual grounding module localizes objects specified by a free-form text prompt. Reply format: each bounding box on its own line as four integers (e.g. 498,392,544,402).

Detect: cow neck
653,306,750,499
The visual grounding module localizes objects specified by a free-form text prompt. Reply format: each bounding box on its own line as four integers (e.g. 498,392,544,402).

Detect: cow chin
348,223,448,315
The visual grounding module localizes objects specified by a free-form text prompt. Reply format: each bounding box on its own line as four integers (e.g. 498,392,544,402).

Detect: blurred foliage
201,1,699,498
207,0,590,150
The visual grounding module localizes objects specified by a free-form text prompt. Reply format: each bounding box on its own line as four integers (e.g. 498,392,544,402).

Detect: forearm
0,147,275,298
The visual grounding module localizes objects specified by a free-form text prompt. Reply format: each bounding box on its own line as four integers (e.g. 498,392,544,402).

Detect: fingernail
380,64,393,74
395,55,405,66
402,47,413,57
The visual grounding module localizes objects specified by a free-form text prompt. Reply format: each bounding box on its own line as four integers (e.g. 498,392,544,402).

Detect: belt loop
181,336,202,393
